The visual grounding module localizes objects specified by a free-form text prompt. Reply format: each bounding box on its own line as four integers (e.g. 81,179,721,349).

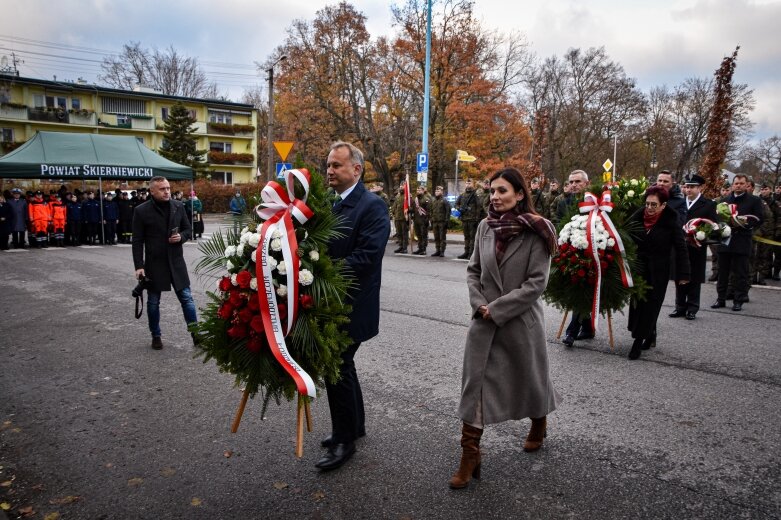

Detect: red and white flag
403,173,411,217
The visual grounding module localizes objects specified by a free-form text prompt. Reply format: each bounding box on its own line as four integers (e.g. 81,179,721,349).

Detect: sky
1,0,779,141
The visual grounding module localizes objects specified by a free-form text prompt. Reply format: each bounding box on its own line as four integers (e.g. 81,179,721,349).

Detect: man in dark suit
316,142,390,471
711,174,764,312
132,176,197,350
670,174,718,320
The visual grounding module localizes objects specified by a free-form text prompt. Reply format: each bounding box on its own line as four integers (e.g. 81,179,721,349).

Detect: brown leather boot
523,417,547,452
448,423,483,489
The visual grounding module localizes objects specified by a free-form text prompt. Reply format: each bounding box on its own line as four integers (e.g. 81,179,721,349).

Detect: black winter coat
627,205,690,339
131,199,192,292
717,192,764,256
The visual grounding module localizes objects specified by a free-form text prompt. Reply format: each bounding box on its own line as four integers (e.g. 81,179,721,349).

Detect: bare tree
746,135,781,187
100,42,219,98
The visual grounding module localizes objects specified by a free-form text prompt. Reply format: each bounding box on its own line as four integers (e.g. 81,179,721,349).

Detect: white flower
250,278,258,290
230,273,239,286
695,231,706,241
248,233,261,248
267,256,278,270
251,250,257,263
711,223,719,231
224,245,236,257
226,260,235,271
271,229,282,239
277,261,287,275
241,226,249,235
630,179,639,186
299,269,314,286
627,190,635,198
607,238,616,247
276,284,288,297
596,224,606,233
309,250,320,262
270,238,283,251
721,226,731,238
571,215,580,222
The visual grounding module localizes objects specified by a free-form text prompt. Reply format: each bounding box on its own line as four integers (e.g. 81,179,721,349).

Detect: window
1,128,14,142
209,141,232,153
101,96,146,115
33,94,45,108
116,114,130,125
161,107,169,120
46,96,67,109
71,98,81,110
210,171,233,184
208,111,232,124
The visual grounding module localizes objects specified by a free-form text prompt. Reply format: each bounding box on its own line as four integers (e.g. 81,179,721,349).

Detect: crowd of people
0,186,204,249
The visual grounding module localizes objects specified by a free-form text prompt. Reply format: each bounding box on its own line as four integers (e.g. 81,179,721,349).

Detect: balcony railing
29,107,67,123
207,122,256,136
207,151,255,165
0,103,28,120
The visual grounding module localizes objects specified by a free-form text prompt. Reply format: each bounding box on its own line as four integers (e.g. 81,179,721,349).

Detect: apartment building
0,74,259,184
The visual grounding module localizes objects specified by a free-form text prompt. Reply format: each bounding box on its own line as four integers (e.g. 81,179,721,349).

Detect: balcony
207,122,256,136
29,107,66,123
68,110,98,126
0,103,28,120
207,151,254,165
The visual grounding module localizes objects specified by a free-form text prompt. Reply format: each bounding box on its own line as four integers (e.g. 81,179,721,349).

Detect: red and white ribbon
725,203,760,228
254,168,316,397
578,191,634,331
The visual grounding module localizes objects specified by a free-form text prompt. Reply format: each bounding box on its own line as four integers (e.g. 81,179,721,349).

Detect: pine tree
159,101,208,177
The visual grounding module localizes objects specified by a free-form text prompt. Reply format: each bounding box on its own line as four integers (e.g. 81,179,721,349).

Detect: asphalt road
1,218,780,519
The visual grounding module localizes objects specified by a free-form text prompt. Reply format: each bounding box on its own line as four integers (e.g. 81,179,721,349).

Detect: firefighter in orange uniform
28,190,51,248
49,193,67,247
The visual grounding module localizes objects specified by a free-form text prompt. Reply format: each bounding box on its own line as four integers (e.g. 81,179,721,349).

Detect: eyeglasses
645,202,662,208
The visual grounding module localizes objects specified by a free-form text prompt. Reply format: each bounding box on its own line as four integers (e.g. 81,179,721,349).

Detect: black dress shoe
732,302,743,311
315,442,356,471
575,331,595,340
393,247,404,253
710,300,725,309
151,336,163,350
562,334,575,347
685,312,696,320
628,344,642,360
669,310,687,318
707,274,718,282
457,253,469,259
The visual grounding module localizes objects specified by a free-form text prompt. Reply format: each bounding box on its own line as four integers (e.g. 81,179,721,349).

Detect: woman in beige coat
449,167,560,489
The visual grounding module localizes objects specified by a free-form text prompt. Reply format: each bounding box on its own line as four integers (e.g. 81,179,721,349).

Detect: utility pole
266,55,287,183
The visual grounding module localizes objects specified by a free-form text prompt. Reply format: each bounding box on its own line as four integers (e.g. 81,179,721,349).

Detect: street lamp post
266,55,287,183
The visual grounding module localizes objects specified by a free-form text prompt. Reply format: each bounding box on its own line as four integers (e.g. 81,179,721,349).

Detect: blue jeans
146,287,197,338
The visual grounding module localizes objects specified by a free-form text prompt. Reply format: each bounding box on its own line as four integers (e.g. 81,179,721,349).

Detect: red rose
577,269,586,278
217,302,234,321
600,260,608,269
246,335,265,353
250,315,265,334
229,290,245,308
300,294,314,309
247,293,260,311
569,256,578,264
219,276,232,292
559,265,566,272
237,308,254,323
236,270,252,289
606,254,614,262
227,324,249,339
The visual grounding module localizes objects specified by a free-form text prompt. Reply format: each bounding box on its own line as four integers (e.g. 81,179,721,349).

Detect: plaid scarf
486,205,558,262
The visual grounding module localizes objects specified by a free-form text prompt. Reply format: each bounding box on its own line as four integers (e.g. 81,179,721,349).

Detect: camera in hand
132,276,151,298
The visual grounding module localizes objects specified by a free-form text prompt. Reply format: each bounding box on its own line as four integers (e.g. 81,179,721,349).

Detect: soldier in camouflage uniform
543,179,561,220
456,179,482,259
392,184,409,253
429,185,451,257
530,178,546,215
412,186,432,255
752,184,776,285
549,182,570,226
371,183,391,212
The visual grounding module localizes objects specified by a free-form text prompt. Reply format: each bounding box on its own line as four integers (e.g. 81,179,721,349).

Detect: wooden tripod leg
231,388,250,433
296,394,305,458
607,310,614,352
556,310,569,339
304,400,313,433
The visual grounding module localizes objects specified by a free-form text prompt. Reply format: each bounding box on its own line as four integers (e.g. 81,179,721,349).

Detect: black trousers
675,282,702,314
11,231,26,247
68,220,81,244
717,252,749,303
0,232,8,250
565,313,592,336
325,341,365,444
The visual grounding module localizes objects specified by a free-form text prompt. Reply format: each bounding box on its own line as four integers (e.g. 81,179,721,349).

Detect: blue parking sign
416,152,428,173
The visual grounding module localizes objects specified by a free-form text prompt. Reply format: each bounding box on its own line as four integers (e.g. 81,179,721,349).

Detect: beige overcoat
458,220,560,425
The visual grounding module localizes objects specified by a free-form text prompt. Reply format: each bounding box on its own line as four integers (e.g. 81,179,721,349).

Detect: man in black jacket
655,170,686,226
132,176,197,350
711,174,764,311
670,174,718,320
